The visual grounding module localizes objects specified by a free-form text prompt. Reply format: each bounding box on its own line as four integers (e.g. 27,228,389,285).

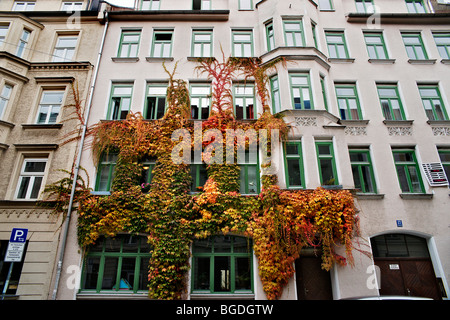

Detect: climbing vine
41,58,367,300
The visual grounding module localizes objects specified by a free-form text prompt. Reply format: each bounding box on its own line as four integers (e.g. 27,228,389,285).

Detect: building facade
0,0,103,299
1,0,449,300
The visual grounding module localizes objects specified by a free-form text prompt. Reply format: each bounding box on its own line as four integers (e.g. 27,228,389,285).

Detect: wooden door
375,258,442,300
295,256,333,300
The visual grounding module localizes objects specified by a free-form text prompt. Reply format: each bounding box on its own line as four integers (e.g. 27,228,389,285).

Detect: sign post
2,228,28,300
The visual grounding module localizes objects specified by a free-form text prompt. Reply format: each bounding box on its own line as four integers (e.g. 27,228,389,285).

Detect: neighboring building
0,0,103,299
2,0,449,301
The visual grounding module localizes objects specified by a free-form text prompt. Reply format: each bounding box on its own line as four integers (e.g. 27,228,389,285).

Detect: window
232,30,253,57
1,240,27,295
239,0,253,10
192,235,253,294
0,84,13,120
311,22,318,49
61,2,83,11
270,76,281,114
140,157,156,187
144,85,167,120
371,234,430,258
95,153,118,192
325,31,349,59
405,0,427,13
320,76,329,111
284,141,305,188
118,31,141,58
234,85,255,120
290,74,313,110
36,90,64,124
265,22,275,51
53,35,78,62
392,149,425,193
190,84,211,120
349,149,377,193
283,20,304,47
192,30,213,57
438,148,450,188
16,29,30,59
418,85,448,121
239,150,259,194
402,33,428,60
377,85,406,121
318,0,333,10
151,31,173,58
355,0,375,13
16,159,47,200
433,33,450,59
193,0,211,10
335,84,362,120
0,25,8,47
13,1,35,11
191,160,208,192
107,84,133,120
81,235,151,293
316,141,338,185
364,32,389,59
140,0,160,10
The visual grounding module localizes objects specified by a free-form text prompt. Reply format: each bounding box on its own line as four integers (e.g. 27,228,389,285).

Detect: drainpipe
51,10,109,300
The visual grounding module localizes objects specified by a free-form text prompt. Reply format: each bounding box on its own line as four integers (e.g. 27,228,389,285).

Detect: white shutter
421,162,449,186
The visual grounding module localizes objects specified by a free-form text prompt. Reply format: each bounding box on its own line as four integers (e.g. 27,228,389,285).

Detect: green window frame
392,149,425,193
402,33,428,60
311,22,318,49
151,30,173,58
144,84,167,120
377,85,406,121
265,21,275,52
433,33,450,59
140,157,156,187
316,141,339,186
438,148,450,188
234,84,255,120
81,235,152,293
190,84,211,120
232,30,253,57
192,30,213,57
320,76,329,112
364,32,389,59
192,235,253,294
290,74,313,110
283,20,305,47
95,153,118,192
239,0,253,10
418,85,448,121
284,141,305,189
335,84,362,120
405,0,427,13
355,0,375,13
270,75,281,114
239,150,260,194
140,0,160,10
349,149,377,193
318,0,333,10
325,31,349,59
107,84,133,120
118,30,141,58
190,163,208,192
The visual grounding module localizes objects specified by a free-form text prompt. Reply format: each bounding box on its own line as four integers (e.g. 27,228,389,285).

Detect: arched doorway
370,233,442,300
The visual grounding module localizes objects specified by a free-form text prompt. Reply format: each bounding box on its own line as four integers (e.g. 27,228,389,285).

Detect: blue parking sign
10,228,28,243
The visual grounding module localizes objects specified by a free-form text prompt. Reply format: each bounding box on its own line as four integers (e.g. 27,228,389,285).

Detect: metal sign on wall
5,228,28,262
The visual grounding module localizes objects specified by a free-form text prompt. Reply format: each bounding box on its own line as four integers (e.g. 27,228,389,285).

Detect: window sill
441,59,450,65
111,57,139,62
408,59,436,65
427,120,450,126
21,123,63,129
90,191,111,196
76,292,149,300
0,119,15,129
368,58,396,64
190,293,255,300
383,120,414,126
328,58,355,63
187,56,215,61
339,119,369,125
399,193,433,200
321,185,342,190
355,193,385,200
145,57,174,62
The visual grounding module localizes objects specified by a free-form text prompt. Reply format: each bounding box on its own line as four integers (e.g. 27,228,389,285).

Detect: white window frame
15,159,47,200
16,29,31,58
0,84,13,120
12,1,36,11
52,35,78,62
35,90,65,124
61,2,84,11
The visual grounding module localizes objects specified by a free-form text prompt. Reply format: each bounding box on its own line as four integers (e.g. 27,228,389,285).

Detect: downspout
51,10,109,300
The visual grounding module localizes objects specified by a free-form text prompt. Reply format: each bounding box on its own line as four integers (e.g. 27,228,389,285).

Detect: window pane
24,161,46,173
287,159,301,186
101,257,119,290
193,238,212,253
17,177,30,199
408,166,422,193
138,257,149,290
320,159,335,184
105,237,122,252
235,257,251,290
233,237,250,253
360,166,375,193
214,236,232,253
83,257,100,289
30,177,43,198
120,258,136,290
122,236,139,252
396,166,410,192
194,257,210,290
214,256,230,292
